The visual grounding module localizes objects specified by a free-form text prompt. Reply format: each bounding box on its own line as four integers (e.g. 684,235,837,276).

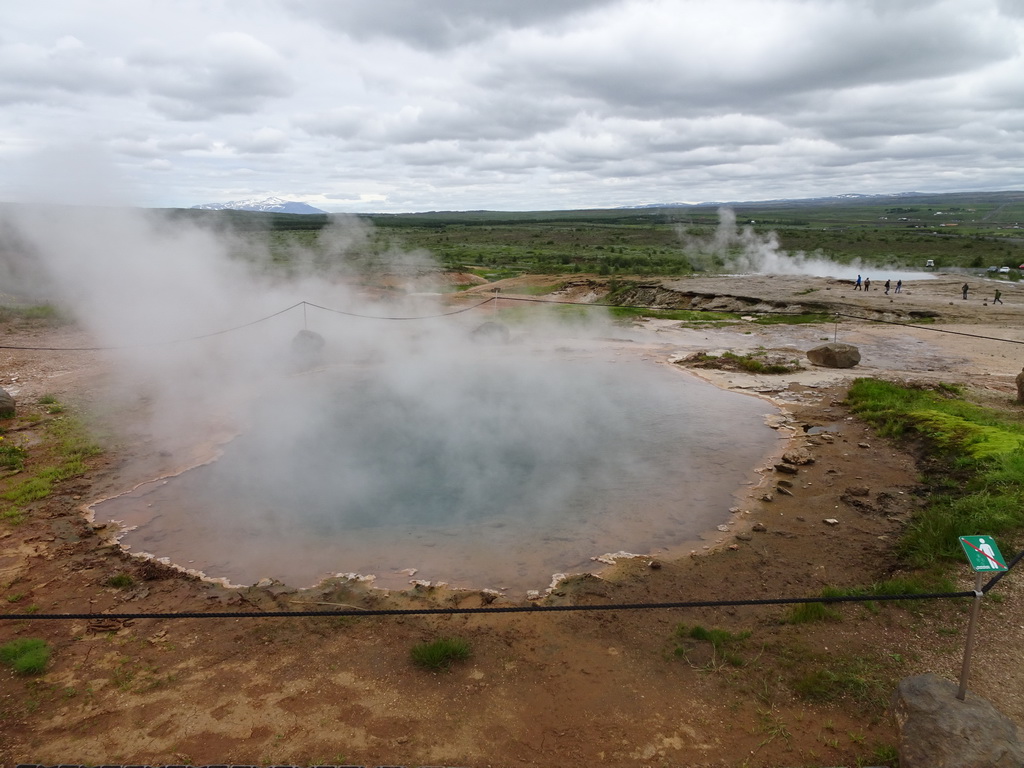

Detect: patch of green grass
673,623,752,667
0,637,51,675
37,394,59,405
870,742,900,766
752,312,832,325
410,637,472,671
106,573,135,589
0,305,69,324
609,306,738,323
791,653,897,709
0,440,27,471
788,601,841,624
1,413,101,523
846,378,1024,566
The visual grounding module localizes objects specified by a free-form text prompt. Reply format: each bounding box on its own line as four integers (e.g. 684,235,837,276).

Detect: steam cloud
0,188,778,589
678,206,933,280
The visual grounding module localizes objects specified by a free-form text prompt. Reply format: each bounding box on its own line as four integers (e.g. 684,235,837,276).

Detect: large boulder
806,342,861,368
892,673,1024,768
290,329,325,370
1016,366,1024,403
0,387,14,418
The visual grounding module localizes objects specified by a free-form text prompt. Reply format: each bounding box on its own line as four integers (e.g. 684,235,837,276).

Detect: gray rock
807,342,861,368
782,448,814,465
0,387,14,418
1016,366,1024,404
893,673,1024,768
290,329,325,370
471,321,511,344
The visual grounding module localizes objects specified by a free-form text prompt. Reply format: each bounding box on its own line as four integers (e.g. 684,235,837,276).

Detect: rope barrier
2,584,1007,621
2,289,1022,352
0,296,495,352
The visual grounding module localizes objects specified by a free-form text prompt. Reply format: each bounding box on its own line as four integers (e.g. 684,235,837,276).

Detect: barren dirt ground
1,272,1023,768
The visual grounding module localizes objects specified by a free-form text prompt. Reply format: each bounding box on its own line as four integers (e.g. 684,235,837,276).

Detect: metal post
956,572,985,701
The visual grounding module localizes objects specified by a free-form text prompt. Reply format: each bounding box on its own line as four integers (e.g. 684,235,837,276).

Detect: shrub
0,440,27,471
410,637,472,671
106,573,135,589
0,637,51,675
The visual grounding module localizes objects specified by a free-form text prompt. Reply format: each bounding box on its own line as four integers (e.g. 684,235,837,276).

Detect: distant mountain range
191,197,327,214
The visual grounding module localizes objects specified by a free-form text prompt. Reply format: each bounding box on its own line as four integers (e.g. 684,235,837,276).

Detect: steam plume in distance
677,206,933,280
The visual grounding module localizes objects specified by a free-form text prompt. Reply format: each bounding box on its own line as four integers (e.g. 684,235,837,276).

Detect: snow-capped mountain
191,196,327,214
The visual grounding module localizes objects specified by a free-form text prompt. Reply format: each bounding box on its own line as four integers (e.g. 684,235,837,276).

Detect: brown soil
1,271,1022,768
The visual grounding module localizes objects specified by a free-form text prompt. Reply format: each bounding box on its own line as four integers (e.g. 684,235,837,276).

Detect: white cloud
0,0,1020,211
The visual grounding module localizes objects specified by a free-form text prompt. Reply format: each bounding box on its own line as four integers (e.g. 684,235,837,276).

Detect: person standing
895,279,902,294
864,277,871,292
994,289,1003,304
855,274,862,290
884,279,891,295
962,283,969,300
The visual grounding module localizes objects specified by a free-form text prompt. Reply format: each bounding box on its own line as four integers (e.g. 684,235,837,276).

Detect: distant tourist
884,279,891,295
855,274,862,290
864,277,871,292
994,289,1003,304
895,279,902,294
962,283,970,300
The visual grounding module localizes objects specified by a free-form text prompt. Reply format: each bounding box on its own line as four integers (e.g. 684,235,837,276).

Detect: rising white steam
0,191,778,590
677,207,932,280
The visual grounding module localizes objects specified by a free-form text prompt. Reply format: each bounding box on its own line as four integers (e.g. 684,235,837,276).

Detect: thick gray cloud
0,0,1020,212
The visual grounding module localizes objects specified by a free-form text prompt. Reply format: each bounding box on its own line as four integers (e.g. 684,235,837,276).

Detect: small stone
774,463,799,475
823,518,839,525
735,532,753,542
761,493,774,502
751,522,768,532
776,486,794,496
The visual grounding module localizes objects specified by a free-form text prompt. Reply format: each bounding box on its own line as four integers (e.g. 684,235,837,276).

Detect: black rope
3,291,1024,352
302,296,493,320
0,588,980,621
0,302,306,351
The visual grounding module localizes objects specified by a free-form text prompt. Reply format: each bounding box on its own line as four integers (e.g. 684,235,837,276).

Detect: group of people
961,284,1004,304
854,275,901,294
854,276,1005,305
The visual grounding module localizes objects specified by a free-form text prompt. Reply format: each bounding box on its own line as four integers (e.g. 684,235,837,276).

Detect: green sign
959,536,1007,572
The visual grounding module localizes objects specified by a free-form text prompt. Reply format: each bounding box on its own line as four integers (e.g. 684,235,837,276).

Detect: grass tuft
410,637,472,671
106,573,135,589
0,637,51,675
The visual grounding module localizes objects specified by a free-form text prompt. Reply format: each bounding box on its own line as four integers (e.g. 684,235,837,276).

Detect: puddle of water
95,355,781,594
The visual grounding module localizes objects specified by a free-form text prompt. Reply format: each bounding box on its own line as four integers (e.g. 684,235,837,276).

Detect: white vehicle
1000,266,1011,274
925,259,935,268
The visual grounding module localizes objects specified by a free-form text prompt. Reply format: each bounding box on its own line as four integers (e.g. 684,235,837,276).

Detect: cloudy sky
1,0,1022,213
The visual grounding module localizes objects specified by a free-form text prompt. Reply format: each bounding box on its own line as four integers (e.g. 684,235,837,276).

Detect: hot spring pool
93,351,783,593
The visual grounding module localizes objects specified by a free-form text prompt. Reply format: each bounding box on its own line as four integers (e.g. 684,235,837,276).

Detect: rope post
493,286,500,316
956,571,985,701
833,314,839,342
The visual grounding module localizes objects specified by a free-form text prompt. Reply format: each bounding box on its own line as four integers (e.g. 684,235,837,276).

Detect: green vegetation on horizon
179,190,1024,280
